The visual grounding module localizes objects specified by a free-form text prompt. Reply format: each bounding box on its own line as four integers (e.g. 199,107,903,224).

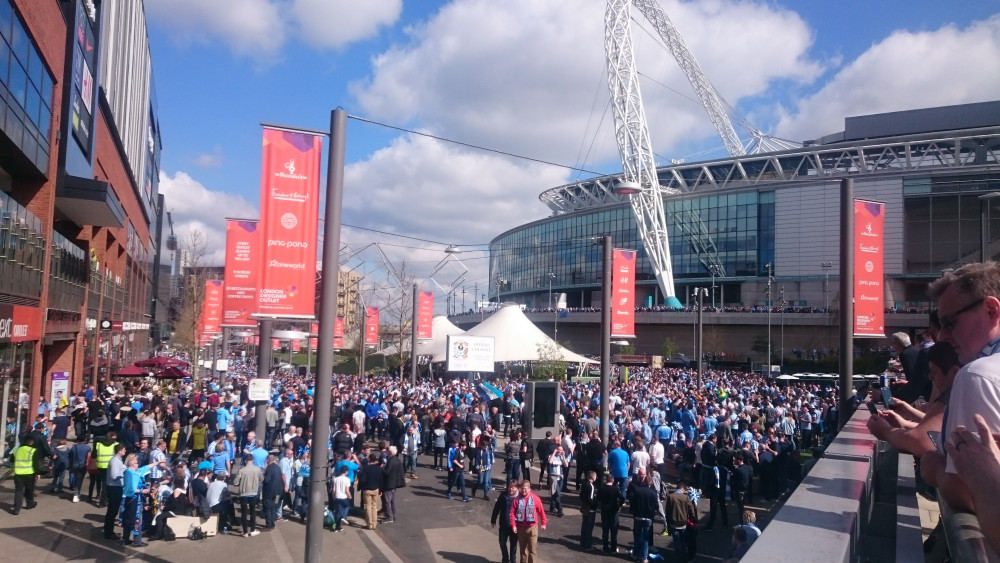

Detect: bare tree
170,230,213,377
382,260,415,375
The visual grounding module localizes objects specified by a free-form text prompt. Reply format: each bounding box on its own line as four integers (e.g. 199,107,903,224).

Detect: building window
0,0,54,144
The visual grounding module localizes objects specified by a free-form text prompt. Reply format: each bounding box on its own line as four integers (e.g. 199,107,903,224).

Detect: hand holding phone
880,387,895,407
927,431,942,453
866,402,878,415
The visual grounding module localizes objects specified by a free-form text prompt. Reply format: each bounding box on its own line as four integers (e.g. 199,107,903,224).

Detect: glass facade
0,189,45,303
903,174,1000,273
490,190,776,302
0,0,54,173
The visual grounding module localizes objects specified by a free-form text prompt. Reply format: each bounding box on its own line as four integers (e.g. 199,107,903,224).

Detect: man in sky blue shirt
608,440,630,498
252,440,269,469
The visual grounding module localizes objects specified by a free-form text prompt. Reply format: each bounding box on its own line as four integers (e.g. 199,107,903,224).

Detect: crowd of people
5,350,842,563
9,262,999,561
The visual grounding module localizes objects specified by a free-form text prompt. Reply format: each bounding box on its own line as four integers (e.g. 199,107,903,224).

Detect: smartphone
927,431,942,453
880,387,895,407
866,402,878,415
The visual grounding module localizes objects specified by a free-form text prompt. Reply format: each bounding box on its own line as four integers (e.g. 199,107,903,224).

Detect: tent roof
432,304,595,364
415,316,465,358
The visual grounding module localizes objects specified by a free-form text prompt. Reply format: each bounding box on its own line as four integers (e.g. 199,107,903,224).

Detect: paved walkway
0,455,786,562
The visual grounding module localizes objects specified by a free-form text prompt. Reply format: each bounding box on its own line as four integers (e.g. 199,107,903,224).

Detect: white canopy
415,316,465,358
432,303,595,364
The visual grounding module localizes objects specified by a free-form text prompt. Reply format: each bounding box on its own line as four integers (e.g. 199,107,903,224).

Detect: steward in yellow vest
11,435,38,514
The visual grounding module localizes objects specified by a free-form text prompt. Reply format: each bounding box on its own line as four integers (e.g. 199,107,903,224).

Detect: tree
661,336,678,360
169,230,213,378
532,340,568,381
381,260,415,378
619,342,636,355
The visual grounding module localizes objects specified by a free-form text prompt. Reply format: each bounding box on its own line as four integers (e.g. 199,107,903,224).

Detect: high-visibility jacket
13,445,35,475
94,441,117,469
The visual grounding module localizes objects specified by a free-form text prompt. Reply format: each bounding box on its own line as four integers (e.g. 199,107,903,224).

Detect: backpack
163,526,176,542
187,525,205,541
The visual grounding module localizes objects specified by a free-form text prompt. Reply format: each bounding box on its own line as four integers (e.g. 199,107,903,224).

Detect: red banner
254,336,260,346
364,307,379,346
0,305,42,343
417,291,434,339
291,339,301,352
854,200,885,337
272,338,281,349
334,316,344,349
256,127,322,318
309,337,317,349
197,280,224,342
223,219,259,326
611,249,636,338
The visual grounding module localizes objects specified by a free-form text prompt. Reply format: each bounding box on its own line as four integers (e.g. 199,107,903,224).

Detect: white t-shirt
333,474,352,499
631,449,650,475
945,352,1000,473
649,441,665,465
352,410,366,430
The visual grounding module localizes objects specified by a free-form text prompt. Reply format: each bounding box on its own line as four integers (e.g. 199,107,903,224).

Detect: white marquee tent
415,315,465,358
430,303,595,364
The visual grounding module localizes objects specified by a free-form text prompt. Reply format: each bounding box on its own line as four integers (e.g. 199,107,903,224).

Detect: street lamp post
821,260,833,350
766,262,772,376
547,272,554,310
709,264,721,309
693,287,708,389
981,192,1000,262
780,285,785,374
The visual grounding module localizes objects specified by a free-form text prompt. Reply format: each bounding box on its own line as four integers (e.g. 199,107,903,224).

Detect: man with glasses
921,262,1000,512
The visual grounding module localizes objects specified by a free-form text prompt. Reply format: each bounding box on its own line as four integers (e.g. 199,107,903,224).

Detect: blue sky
146,0,1000,310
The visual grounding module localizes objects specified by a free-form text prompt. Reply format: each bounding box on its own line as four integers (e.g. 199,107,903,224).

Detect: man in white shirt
922,262,1000,513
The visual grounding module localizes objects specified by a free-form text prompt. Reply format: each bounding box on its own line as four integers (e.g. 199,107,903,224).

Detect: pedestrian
666,483,698,563
510,480,546,563
382,445,406,523
103,442,127,540
330,465,352,532
262,454,283,530
121,453,158,547
579,469,598,550
11,434,38,515
68,435,91,503
91,430,118,506
358,452,383,530
402,424,420,479
446,441,469,501
472,433,495,500
547,444,569,516
233,453,263,537
596,472,625,553
630,469,659,563
491,480,520,563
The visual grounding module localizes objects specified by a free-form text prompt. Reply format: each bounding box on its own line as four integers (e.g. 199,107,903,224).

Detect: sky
145,0,1000,312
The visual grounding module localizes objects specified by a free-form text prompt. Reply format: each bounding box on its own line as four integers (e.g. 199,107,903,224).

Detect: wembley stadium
480,100,1000,359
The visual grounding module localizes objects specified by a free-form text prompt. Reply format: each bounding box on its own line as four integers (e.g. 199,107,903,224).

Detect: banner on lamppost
309,322,318,350
271,338,281,350
291,339,301,353
334,316,344,349
223,219,259,326
854,200,885,337
198,280,224,342
364,308,379,346
255,126,322,318
417,291,434,339
611,249,637,338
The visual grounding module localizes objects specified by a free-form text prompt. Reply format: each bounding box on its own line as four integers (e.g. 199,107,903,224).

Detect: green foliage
532,341,568,381
619,342,636,355
661,337,678,359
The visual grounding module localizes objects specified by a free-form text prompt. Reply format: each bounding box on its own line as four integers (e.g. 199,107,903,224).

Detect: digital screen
533,386,557,428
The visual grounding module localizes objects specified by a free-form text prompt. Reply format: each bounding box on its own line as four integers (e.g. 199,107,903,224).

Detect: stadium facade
490,101,1000,315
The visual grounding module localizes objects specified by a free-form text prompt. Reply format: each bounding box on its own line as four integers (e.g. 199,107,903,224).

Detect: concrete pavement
0,454,785,563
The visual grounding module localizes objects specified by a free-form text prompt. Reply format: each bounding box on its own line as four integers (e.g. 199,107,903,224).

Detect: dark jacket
596,482,625,513
165,428,188,455
383,455,406,490
358,463,384,492
263,463,284,497
579,480,598,512
666,490,697,528
629,483,659,520
491,491,516,529
332,431,353,454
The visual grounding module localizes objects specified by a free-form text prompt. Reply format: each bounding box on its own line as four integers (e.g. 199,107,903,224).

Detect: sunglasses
939,298,984,332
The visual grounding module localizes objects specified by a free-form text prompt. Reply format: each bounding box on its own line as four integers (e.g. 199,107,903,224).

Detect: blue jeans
580,510,597,548
447,470,467,498
333,498,350,530
506,461,521,484
614,476,628,499
633,517,652,561
477,467,493,497
404,454,418,475
671,528,687,562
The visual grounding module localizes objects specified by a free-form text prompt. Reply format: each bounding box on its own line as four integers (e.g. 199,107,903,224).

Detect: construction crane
165,211,177,251
604,0,799,308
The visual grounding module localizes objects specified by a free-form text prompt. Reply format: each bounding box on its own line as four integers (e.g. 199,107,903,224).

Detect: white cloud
194,147,224,168
146,0,400,63
157,171,259,266
775,15,1000,142
290,0,402,49
145,0,286,62
350,0,821,165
